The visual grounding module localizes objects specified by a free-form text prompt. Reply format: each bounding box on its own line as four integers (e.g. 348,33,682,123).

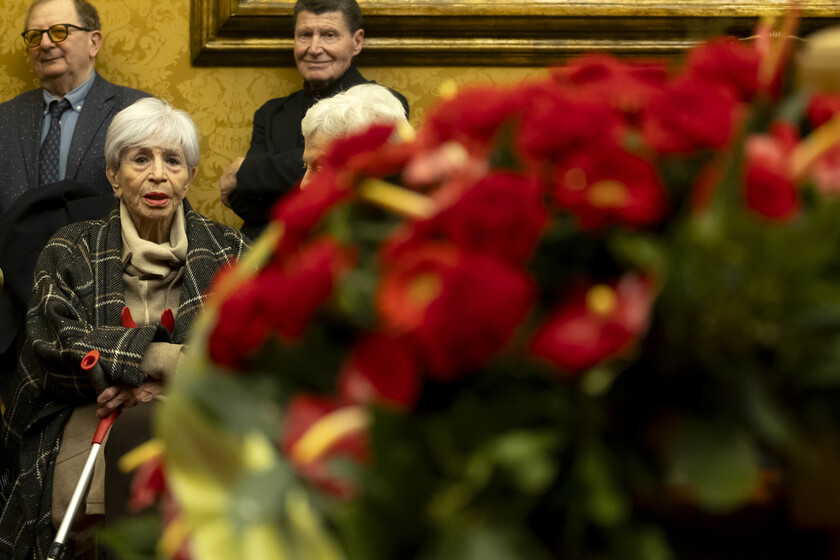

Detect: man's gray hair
301,84,408,144
26,0,101,30
105,98,200,171
293,0,362,33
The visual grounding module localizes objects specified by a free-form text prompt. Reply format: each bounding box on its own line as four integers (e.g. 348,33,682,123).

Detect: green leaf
485,431,558,494
607,524,674,560
666,420,760,512
230,464,296,532
178,367,283,435
97,513,161,560
580,366,621,397
576,441,630,527
607,233,666,277
419,523,552,560
742,375,796,454
774,88,811,125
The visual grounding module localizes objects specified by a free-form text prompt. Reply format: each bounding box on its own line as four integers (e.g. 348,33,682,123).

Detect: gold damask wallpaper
0,0,544,226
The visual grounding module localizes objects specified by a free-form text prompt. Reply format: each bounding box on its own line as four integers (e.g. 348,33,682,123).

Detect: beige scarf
120,200,187,325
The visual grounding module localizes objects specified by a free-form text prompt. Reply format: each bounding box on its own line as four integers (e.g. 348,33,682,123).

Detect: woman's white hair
105,98,200,171
301,83,408,143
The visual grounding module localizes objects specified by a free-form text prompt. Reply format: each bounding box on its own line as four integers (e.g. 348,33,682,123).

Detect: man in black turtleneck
220,0,409,239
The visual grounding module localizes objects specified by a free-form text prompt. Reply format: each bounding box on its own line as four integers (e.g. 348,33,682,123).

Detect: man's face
294,11,363,90
26,0,101,93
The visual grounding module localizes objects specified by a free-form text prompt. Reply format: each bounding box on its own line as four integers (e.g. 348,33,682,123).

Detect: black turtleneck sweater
230,65,409,240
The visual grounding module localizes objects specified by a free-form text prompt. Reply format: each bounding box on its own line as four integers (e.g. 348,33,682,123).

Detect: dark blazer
230,65,409,239
0,202,250,560
0,71,150,217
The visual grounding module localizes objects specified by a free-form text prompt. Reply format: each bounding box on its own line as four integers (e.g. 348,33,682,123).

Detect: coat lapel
66,72,114,180
93,203,128,329
21,91,45,188
172,208,218,341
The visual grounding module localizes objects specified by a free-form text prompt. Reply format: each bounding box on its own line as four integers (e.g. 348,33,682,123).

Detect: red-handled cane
48,307,172,558
47,350,120,560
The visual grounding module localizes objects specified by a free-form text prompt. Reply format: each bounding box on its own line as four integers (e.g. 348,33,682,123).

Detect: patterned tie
38,98,72,186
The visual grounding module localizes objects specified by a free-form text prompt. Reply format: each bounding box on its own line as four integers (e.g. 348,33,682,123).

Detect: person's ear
106,166,121,198
352,28,364,56
186,167,197,191
88,29,102,58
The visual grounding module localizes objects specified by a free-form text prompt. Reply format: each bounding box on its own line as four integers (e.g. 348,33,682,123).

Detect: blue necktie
39,98,71,186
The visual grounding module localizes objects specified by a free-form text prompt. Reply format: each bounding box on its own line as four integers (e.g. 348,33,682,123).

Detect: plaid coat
0,202,249,559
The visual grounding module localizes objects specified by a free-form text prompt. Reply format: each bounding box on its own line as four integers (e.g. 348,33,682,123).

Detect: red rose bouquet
106,17,840,560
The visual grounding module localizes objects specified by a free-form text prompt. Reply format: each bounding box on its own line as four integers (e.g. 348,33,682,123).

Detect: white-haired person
300,82,410,187
0,97,250,559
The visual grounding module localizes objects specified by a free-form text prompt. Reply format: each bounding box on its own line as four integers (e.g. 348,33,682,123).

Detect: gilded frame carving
191,1,840,67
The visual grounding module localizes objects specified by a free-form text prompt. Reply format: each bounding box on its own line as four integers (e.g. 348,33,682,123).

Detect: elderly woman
300,83,409,187
0,98,249,559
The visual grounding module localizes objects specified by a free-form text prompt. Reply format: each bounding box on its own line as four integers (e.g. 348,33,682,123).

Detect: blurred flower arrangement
108,16,840,560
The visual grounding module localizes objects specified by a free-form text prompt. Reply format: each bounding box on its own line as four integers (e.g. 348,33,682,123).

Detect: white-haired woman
0,98,250,559
300,83,409,186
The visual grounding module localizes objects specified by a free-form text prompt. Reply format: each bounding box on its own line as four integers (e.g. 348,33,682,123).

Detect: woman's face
301,131,328,188
107,141,195,242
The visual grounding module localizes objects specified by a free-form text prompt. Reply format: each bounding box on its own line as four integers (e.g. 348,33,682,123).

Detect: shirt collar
41,70,96,115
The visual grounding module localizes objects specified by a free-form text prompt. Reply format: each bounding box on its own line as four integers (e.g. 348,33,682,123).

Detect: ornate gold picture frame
191,0,839,67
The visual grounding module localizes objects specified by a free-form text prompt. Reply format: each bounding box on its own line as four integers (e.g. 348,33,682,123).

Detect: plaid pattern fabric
0,202,249,559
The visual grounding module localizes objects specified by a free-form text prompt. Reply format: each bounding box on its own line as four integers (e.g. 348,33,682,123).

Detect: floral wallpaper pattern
0,0,545,226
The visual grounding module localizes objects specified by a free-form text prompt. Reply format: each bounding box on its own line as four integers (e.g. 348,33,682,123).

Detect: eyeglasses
21,23,92,48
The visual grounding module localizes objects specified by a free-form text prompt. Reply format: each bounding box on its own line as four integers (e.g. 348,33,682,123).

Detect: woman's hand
96,380,164,418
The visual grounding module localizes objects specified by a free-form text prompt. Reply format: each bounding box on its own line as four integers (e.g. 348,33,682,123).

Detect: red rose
208,280,271,369
423,85,525,153
552,146,666,230
812,143,840,197
530,274,656,375
745,164,799,221
417,255,534,380
401,141,488,192
684,37,761,102
641,76,737,154
338,332,421,410
271,168,352,252
743,122,800,221
517,82,625,165
378,243,534,381
128,454,166,512
551,54,667,116
398,172,547,264
281,395,367,499
209,238,352,369
325,124,400,169
344,140,416,180
377,243,458,333
259,238,353,340
807,93,840,128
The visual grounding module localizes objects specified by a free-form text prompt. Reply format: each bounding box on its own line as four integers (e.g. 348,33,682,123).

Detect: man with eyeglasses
218,0,408,240
0,0,149,217
0,0,149,475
